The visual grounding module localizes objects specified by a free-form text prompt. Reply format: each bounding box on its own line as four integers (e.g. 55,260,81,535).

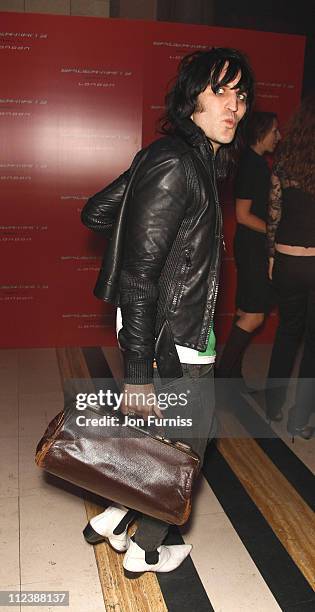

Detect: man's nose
277,130,282,141
226,90,238,112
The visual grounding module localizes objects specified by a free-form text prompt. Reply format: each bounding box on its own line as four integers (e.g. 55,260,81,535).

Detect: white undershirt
116,308,215,365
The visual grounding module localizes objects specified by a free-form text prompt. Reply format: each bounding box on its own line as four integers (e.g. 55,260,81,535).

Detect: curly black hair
160,47,255,178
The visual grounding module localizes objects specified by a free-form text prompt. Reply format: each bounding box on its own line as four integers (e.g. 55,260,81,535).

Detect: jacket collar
174,118,215,157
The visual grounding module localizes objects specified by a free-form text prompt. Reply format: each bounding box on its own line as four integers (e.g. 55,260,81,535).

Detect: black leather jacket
81,119,222,383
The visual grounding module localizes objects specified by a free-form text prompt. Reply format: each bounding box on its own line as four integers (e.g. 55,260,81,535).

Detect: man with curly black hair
81,47,254,577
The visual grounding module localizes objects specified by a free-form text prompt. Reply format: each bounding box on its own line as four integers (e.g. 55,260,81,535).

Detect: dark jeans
266,252,315,426
134,362,215,551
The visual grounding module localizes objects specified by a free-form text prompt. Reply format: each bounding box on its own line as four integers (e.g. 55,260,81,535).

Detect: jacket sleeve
118,153,188,384
81,169,130,238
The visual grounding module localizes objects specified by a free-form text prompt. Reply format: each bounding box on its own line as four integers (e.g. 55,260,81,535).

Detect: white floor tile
18,349,62,395
0,349,18,396
0,498,20,587
0,396,18,438
19,436,74,498
19,397,49,440
19,435,49,496
0,349,18,368
18,393,63,439
183,476,224,530
0,437,19,498
20,488,96,585
183,513,282,612
0,348,104,612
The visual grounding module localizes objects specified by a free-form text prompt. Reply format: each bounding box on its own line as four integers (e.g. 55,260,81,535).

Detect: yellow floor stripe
218,410,315,589
56,347,168,612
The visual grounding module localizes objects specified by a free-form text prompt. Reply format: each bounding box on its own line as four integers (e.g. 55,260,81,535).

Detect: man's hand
121,383,164,420
268,257,274,281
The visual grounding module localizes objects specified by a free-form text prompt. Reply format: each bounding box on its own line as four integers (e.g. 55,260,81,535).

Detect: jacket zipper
206,155,222,341
170,248,191,311
198,141,223,348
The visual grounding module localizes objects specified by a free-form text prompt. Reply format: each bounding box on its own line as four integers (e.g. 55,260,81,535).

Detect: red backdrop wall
0,13,305,348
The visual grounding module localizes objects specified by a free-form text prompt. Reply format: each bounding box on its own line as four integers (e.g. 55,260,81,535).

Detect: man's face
191,64,247,153
260,118,281,154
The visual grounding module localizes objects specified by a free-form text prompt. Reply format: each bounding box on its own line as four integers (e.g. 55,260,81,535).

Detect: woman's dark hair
160,47,255,178
274,94,315,196
247,111,277,145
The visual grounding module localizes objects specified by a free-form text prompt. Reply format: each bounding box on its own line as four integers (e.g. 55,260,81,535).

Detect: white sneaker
83,506,135,552
123,539,192,578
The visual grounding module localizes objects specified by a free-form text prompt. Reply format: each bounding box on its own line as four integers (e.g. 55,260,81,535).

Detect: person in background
266,95,315,437
217,112,281,392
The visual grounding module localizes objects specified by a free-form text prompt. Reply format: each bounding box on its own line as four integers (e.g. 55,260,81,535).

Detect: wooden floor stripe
217,410,315,589
203,446,315,610
84,501,167,612
56,347,168,612
225,390,315,510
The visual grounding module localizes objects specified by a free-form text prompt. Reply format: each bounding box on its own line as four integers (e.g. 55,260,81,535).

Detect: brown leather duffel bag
35,401,200,525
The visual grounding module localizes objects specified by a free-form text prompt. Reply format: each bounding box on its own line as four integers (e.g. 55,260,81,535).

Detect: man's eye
237,92,247,101
216,87,225,95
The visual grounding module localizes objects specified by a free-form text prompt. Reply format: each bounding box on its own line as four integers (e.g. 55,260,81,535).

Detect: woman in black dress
218,112,281,387
266,95,315,438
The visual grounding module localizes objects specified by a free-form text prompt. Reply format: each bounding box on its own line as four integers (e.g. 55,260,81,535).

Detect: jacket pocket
169,249,192,313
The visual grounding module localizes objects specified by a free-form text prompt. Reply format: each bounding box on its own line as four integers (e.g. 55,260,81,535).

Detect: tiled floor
0,349,105,612
0,346,313,611
182,478,282,612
